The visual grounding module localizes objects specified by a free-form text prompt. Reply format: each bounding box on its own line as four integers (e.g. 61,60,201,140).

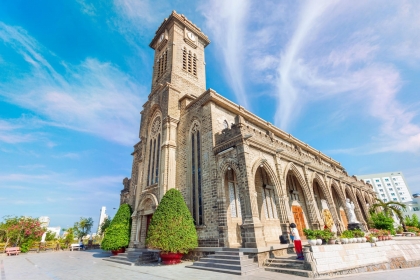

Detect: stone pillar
216,165,228,247
160,116,179,200
303,167,321,229
236,141,266,248
273,153,291,237
323,176,342,232
129,212,138,248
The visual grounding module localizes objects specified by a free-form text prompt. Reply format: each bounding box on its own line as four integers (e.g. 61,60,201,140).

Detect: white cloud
0,23,144,146
0,119,38,143
200,0,251,109
76,0,96,16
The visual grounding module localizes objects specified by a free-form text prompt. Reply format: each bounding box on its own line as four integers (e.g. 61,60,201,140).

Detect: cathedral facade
120,11,376,249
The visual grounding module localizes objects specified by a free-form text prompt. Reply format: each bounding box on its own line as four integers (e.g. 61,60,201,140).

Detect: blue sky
1,0,420,231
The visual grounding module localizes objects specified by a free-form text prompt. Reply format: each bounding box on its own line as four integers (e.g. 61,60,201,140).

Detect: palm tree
370,199,407,231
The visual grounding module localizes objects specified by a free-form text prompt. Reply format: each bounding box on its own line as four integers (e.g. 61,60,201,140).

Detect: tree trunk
402,221,408,232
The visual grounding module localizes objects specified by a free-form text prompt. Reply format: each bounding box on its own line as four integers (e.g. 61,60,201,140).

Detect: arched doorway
255,166,280,245
136,194,158,247
224,168,242,247
286,171,310,239
313,180,335,231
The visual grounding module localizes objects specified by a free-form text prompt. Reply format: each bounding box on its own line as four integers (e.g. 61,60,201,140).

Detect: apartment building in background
356,171,413,203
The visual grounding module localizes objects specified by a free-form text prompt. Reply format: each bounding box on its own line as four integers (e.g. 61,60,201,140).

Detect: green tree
62,228,75,247
45,230,57,241
146,189,198,254
370,199,407,231
0,216,45,252
412,214,419,228
369,212,394,231
101,204,132,251
73,217,94,241
99,217,112,236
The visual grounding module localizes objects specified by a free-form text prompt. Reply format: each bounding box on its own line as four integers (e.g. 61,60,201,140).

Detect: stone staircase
264,255,314,277
186,248,260,275
103,248,159,266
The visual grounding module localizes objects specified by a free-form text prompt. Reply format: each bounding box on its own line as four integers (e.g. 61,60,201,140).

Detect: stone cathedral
120,11,376,250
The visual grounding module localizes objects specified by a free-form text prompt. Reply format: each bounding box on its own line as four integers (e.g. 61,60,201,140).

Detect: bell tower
149,11,210,97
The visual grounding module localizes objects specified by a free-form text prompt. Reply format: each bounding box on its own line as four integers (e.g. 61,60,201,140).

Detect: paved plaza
1,250,420,280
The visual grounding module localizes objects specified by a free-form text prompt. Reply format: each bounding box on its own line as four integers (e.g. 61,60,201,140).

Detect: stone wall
304,239,420,278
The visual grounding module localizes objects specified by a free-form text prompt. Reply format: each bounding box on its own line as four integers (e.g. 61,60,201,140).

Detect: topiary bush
101,204,132,251
146,189,198,254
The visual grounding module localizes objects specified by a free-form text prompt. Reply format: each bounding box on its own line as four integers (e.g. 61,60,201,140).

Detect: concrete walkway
1,249,419,280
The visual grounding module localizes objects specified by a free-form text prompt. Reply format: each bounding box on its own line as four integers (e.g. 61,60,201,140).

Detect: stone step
221,248,240,251
206,254,249,261
213,251,244,256
110,255,137,261
191,261,257,272
265,267,314,278
265,261,306,270
186,265,260,276
102,258,136,266
198,257,254,266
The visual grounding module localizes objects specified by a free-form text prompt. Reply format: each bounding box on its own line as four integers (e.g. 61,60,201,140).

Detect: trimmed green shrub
101,204,132,251
369,212,394,231
146,189,198,254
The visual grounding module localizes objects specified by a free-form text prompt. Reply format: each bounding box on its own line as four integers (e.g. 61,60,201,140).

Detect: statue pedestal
348,223,362,231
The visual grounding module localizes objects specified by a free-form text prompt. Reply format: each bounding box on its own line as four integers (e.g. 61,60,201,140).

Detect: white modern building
97,206,108,235
356,172,413,203
402,194,420,219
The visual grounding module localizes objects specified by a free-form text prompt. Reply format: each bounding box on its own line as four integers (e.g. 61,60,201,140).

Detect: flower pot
378,236,383,241
160,252,183,265
328,239,336,245
341,238,348,244
350,238,356,243
361,237,367,243
316,239,322,245
111,247,125,255
356,238,362,243
308,239,317,246
372,237,377,243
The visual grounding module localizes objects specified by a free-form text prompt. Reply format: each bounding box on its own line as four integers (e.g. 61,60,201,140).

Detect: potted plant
377,230,384,241
353,229,364,242
146,189,198,265
315,230,323,245
320,229,335,244
303,229,317,246
340,231,349,244
101,204,131,255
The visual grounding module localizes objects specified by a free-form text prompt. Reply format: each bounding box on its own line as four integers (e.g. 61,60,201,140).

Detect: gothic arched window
226,168,241,218
191,122,203,225
260,167,278,219
147,116,161,186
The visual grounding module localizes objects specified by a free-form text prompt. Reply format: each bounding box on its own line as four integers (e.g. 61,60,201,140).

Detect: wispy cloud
0,22,144,146
200,0,251,109
0,119,36,143
76,0,96,16
52,153,81,159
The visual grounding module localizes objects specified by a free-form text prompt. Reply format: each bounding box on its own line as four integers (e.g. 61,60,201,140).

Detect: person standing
290,223,304,260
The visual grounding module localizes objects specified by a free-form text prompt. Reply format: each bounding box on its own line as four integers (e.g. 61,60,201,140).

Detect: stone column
303,167,321,230
160,116,179,200
129,212,138,248
236,141,266,248
323,176,342,232
273,153,292,236
216,160,228,247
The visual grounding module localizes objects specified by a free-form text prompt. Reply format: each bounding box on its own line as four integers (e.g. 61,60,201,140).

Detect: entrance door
340,210,348,228
292,206,306,239
145,214,153,236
